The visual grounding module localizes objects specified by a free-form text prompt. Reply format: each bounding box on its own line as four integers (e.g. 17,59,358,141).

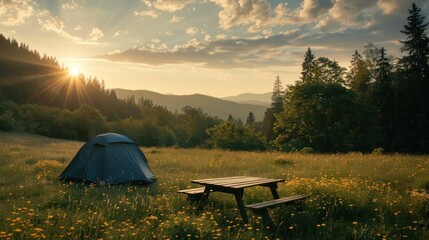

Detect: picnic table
179,176,310,226
192,176,286,223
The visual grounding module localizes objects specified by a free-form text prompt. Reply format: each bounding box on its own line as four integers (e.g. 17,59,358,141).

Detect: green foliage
314,57,346,85
72,104,108,139
299,48,346,85
206,121,267,151
347,50,371,94
300,47,317,83
274,82,378,153
271,75,284,110
107,118,176,147
176,106,221,148
393,3,429,153
300,147,315,154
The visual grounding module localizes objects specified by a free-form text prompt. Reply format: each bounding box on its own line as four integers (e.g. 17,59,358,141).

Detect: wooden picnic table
191,176,285,223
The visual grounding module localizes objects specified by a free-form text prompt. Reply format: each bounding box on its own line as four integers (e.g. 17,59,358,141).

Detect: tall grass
0,132,428,239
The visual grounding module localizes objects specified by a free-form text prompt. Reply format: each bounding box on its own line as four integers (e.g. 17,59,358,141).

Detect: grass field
0,132,428,239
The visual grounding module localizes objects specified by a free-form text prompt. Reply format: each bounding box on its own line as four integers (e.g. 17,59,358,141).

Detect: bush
300,147,315,154
372,147,384,155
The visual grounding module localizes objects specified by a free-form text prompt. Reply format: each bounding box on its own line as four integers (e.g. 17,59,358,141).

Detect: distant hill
223,92,271,107
114,89,267,121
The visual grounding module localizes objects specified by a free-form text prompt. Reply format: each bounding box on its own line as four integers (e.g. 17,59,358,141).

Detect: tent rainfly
58,133,155,184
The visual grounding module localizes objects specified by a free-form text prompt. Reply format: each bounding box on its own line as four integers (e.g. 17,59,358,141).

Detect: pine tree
262,75,285,142
395,3,429,152
227,114,234,122
372,47,394,150
271,75,284,110
246,112,255,125
300,47,316,83
347,50,371,94
363,43,381,82
399,3,429,76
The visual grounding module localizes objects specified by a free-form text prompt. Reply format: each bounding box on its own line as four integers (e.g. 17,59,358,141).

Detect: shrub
372,147,384,155
300,147,315,154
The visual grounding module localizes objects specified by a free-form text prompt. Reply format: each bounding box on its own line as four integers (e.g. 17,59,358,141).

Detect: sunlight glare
69,66,80,77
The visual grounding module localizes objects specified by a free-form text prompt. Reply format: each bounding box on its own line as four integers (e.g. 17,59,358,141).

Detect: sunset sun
69,66,80,77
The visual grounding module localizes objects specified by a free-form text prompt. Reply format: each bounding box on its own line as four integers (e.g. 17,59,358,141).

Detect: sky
1,0,428,98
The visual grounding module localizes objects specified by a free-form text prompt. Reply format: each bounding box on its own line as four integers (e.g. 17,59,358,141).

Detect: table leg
202,186,211,201
233,189,249,224
269,184,280,199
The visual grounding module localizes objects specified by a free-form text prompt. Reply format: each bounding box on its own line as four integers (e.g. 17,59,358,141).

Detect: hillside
114,89,267,121
223,92,271,107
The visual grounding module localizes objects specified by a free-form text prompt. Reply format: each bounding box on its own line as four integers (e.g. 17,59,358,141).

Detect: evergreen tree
300,47,316,83
109,89,117,99
395,3,429,152
347,50,371,94
363,43,381,82
372,47,394,150
399,3,429,76
262,76,285,142
271,75,284,110
227,114,234,122
246,111,255,125
315,57,346,85
274,82,377,153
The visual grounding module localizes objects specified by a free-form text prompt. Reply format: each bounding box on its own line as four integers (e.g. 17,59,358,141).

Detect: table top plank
191,176,258,184
191,176,284,189
191,176,246,182
224,179,284,188
194,177,262,185
219,179,284,189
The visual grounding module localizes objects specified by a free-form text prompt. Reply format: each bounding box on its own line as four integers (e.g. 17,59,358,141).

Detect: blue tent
59,133,155,184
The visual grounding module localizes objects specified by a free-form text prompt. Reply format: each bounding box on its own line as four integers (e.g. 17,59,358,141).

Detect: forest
0,3,428,153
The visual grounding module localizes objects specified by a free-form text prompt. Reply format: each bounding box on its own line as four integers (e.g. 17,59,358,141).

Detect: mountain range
114,89,270,121
222,92,271,107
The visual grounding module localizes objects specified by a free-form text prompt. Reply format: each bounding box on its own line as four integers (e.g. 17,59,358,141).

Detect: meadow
0,132,428,239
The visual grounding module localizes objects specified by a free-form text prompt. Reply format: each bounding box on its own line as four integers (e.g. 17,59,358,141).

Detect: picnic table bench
178,176,309,225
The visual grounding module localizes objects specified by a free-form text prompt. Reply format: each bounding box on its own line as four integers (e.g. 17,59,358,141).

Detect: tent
58,133,156,184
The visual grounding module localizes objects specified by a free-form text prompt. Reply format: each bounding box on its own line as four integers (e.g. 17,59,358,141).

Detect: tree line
262,3,429,153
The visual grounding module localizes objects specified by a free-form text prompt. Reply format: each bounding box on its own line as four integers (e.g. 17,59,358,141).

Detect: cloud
94,30,302,69
152,0,195,12
0,0,34,26
134,10,158,18
74,24,81,31
89,27,104,41
298,0,333,21
313,16,341,32
328,0,377,26
211,0,291,32
37,12,79,40
169,16,184,23
216,33,228,40
62,0,78,10
377,0,429,15
186,27,198,35
38,15,64,33
141,0,152,7
204,34,211,41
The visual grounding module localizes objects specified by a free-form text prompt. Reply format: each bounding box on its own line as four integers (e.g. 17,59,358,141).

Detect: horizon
1,0,428,98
